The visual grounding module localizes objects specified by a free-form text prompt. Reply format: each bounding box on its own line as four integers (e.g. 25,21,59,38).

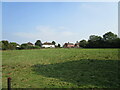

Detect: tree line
79,32,120,48
0,40,60,50
0,31,120,50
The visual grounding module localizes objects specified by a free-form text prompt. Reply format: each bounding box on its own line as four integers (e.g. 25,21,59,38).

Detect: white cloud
14,25,80,45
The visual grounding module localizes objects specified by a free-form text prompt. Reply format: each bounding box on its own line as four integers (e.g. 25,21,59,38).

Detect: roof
27,42,33,45
43,42,54,45
75,43,79,45
64,43,74,45
68,43,74,45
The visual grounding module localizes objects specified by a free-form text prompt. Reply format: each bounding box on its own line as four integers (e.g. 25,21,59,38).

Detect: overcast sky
2,2,118,45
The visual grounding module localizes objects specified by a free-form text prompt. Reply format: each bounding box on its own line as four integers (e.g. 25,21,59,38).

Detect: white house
42,42,55,48
16,45,20,48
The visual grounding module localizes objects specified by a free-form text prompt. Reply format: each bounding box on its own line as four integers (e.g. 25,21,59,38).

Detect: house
63,42,80,48
74,42,80,48
63,42,74,48
42,42,55,48
16,45,20,48
27,42,34,46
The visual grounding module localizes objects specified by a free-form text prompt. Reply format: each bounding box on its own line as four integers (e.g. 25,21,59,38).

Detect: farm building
74,42,80,48
27,42,34,46
63,42,74,48
63,42,80,48
42,42,55,48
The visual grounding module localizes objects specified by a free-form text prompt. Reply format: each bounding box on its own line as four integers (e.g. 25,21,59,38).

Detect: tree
9,42,19,50
103,32,118,41
1,40,19,50
20,43,29,49
103,32,118,48
79,40,87,48
20,43,40,49
35,40,42,47
52,41,56,45
1,40,10,50
110,38,120,48
0,41,2,50
89,35,102,42
114,38,120,48
88,35,103,48
58,44,61,48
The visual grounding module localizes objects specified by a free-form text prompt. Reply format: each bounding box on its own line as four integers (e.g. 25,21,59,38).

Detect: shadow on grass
31,59,120,88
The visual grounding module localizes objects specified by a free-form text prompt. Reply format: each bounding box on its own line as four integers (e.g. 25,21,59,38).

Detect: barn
42,42,55,48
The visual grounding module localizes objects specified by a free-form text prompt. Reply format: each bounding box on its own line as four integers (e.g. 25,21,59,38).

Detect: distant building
63,42,74,48
74,42,80,48
63,42,80,48
27,42,34,46
42,42,55,48
16,45,20,48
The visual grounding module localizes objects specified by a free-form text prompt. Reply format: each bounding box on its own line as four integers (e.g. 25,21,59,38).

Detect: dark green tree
103,32,118,48
88,35,103,48
89,35,102,42
58,44,61,48
52,41,56,45
35,40,42,47
79,40,87,48
103,32,118,41
1,40,10,50
0,41,2,50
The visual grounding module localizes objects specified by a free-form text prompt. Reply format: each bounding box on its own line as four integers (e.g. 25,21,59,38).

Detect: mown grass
2,48,120,88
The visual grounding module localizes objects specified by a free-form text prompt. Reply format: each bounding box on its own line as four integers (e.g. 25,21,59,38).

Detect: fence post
8,77,11,90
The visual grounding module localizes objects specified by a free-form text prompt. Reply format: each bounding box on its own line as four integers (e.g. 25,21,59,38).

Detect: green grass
2,48,120,88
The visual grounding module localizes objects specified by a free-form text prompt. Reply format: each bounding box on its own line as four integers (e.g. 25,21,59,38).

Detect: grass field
2,48,120,88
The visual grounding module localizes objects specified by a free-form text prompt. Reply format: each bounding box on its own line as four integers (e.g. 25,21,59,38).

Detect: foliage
57,44,61,48
103,32,118,41
20,43,29,49
1,31,120,50
9,42,19,50
79,40,87,48
20,43,40,49
87,35,103,48
35,40,42,47
33,45,41,49
1,40,10,50
52,41,56,45
79,32,120,48
0,41,2,50
0,40,19,50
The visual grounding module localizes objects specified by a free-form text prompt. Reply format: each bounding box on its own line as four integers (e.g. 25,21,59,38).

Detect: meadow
2,48,120,88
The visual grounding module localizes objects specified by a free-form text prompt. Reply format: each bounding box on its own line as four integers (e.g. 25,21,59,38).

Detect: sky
2,2,118,45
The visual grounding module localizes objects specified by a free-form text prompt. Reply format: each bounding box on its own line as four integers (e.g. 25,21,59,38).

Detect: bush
20,43,40,50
